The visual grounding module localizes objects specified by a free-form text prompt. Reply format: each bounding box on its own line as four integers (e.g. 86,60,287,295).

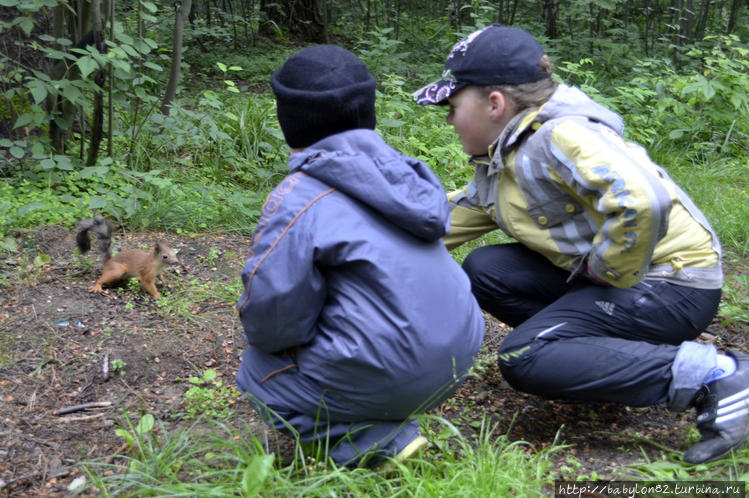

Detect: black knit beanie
271,45,377,148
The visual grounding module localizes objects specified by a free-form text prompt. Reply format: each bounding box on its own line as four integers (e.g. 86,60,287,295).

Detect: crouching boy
235,45,485,467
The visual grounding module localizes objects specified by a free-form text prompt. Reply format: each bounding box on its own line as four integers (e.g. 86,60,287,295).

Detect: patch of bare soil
0,226,747,496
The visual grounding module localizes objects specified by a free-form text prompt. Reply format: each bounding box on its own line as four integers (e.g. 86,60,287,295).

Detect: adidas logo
595,300,616,316
715,387,749,426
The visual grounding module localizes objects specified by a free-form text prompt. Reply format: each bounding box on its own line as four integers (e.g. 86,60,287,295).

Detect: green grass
662,154,749,258
80,413,561,496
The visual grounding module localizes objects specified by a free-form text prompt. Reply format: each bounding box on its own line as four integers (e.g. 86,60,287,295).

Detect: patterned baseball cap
413,25,550,105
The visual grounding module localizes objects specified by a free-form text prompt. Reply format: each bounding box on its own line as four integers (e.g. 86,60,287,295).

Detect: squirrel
76,216,183,299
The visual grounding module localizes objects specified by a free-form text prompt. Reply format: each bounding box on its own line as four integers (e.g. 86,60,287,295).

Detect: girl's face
446,86,504,156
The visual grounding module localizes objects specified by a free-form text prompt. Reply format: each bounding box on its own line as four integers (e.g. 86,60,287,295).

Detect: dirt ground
1,226,747,496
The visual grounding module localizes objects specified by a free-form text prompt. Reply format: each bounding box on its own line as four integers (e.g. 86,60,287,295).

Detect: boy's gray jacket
236,129,484,414
446,84,722,289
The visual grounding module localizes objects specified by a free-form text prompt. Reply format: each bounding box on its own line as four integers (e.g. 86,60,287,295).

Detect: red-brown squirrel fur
76,217,182,298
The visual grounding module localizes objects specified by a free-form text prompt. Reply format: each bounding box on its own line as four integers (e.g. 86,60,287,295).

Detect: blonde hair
480,55,557,111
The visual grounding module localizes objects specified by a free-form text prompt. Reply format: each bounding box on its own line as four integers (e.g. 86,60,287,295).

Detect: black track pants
462,243,721,406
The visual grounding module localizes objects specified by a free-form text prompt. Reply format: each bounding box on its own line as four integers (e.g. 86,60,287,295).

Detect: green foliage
719,275,749,327
357,27,410,75
111,359,128,376
0,158,183,236
1,5,160,167
183,41,292,89
182,369,240,420
87,414,274,496
83,410,560,496
376,74,470,193
660,36,749,158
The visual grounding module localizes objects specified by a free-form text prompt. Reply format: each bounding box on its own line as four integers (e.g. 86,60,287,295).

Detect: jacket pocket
526,193,583,229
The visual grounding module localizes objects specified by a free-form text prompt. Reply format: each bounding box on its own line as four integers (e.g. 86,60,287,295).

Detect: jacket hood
287,129,451,241
539,84,624,131
501,84,625,151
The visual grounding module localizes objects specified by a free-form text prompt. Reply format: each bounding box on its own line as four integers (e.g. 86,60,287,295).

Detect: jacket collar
488,106,543,175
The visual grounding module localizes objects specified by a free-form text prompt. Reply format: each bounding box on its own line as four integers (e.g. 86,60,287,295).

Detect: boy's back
235,44,483,466
237,129,483,416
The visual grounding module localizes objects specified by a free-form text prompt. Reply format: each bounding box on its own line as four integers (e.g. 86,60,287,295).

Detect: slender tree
725,0,743,33
161,0,193,113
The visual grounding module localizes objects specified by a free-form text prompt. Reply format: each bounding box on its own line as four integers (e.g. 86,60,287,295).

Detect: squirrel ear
154,243,163,254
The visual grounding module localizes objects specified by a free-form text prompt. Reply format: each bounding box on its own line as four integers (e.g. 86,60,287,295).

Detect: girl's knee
461,247,488,282
497,341,540,392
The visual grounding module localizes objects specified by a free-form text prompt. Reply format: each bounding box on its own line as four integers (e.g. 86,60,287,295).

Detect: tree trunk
86,0,106,166
542,0,559,38
292,0,327,42
509,0,517,24
48,4,94,154
161,0,193,113
677,0,695,44
107,0,115,157
725,0,742,34
693,0,710,40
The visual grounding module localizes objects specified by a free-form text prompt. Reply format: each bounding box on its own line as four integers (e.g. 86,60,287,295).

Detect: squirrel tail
76,216,112,260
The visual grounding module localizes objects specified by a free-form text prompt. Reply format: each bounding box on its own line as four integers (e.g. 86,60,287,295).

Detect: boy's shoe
375,434,429,472
395,435,428,462
684,350,749,464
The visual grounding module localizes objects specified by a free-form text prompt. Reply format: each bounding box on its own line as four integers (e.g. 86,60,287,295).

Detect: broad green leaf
143,61,163,72
18,202,45,215
76,57,98,79
61,84,82,102
379,117,405,128
88,196,108,209
10,146,24,158
79,166,110,178
141,0,158,12
30,84,47,104
34,254,51,266
121,44,139,58
115,32,135,45
114,428,135,447
31,143,45,158
135,413,155,434
54,155,73,170
18,17,34,35
241,455,273,497
217,62,227,72
14,113,34,128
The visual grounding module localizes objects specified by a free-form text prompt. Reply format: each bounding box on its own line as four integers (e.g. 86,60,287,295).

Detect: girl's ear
487,90,506,121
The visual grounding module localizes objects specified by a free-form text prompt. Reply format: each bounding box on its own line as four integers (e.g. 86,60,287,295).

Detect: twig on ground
57,413,107,423
55,401,113,416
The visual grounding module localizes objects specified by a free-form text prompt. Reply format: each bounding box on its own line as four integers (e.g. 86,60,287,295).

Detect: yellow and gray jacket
446,84,722,289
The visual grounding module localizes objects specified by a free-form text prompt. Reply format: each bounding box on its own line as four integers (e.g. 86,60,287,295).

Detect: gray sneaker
684,350,749,464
